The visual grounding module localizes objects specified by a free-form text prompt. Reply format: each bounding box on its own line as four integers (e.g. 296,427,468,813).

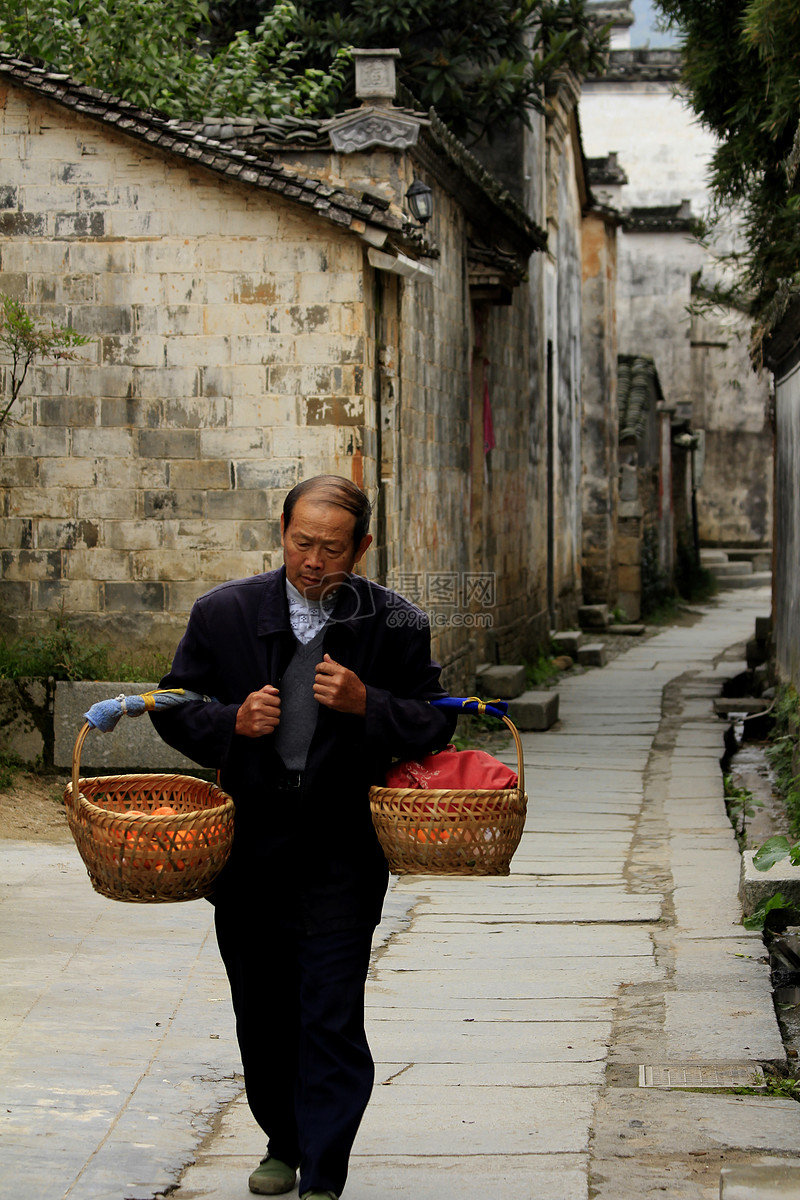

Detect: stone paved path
2,586,799,1200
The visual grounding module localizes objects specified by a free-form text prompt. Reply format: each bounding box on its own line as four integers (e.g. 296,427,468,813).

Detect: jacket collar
256,567,292,637
255,566,372,638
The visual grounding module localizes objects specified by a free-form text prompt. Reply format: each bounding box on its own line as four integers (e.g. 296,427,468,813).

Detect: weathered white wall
580,67,773,549
615,230,704,407
580,80,716,211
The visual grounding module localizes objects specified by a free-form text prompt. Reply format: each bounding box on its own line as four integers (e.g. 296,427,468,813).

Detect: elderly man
151,475,455,1200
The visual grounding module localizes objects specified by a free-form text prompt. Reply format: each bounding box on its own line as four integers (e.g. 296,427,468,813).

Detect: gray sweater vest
273,627,326,771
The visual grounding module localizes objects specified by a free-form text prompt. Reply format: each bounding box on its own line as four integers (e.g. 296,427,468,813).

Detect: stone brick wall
542,80,586,630
1,79,578,693
581,211,619,605
387,179,551,688
691,308,773,548
0,85,371,653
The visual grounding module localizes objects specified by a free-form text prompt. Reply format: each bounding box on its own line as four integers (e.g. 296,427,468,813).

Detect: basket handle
431,697,525,797
67,716,223,805
68,721,92,813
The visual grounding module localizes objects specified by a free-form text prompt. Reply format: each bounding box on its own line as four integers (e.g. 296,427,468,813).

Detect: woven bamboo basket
369,704,526,876
64,721,234,903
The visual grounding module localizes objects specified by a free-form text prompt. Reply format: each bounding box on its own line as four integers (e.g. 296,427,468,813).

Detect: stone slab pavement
3,586,800,1200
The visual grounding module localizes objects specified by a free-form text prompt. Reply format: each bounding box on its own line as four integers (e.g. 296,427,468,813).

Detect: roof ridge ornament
326,50,429,153
352,48,400,107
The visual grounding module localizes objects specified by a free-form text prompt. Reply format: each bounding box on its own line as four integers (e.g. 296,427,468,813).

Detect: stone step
713,697,770,717
702,547,772,573
577,642,607,668
700,549,730,564
728,549,772,571
720,1165,800,1199
551,630,583,656
719,571,772,590
577,603,609,630
607,623,645,636
740,850,800,921
506,689,559,731
710,561,753,577
474,663,526,700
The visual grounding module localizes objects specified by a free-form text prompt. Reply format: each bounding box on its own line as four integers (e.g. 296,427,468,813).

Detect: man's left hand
314,653,367,716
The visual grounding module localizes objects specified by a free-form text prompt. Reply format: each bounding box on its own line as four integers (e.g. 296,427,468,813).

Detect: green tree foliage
1,0,606,138
210,0,608,142
654,0,800,343
0,294,91,428
0,0,350,119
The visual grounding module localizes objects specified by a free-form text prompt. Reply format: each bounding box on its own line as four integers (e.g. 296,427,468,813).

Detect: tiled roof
586,153,628,187
622,202,695,233
0,51,545,270
192,107,546,256
618,354,663,441
0,53,423,248
587,48,682,82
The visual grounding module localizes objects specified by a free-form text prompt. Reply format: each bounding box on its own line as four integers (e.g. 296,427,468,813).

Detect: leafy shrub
0,618,171,682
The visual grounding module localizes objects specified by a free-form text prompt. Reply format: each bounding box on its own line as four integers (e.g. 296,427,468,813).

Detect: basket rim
65,778,233,825
370,784,524,796
66,720,233,820
374,707,526,796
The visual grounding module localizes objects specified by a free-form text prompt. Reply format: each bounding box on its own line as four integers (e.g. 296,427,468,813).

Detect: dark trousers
214,905,375,1197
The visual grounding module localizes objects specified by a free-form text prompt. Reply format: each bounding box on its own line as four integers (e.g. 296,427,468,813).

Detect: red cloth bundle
385,745,518,791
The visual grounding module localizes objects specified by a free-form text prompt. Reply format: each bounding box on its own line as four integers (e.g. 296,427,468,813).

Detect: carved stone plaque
328,108,422,154
353,48,400,101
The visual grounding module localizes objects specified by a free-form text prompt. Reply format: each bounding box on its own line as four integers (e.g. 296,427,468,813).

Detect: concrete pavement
3,585,800,1200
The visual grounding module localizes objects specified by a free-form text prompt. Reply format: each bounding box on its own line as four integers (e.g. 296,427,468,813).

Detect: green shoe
248,1155,298,1195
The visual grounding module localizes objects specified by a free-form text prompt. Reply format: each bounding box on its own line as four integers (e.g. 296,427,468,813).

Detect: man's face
281,497,372,601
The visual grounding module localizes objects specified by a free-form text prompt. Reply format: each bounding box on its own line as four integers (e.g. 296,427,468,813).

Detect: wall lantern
406,178,434,225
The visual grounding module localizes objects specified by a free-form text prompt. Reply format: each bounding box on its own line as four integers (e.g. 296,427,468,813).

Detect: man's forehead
288,499,356,537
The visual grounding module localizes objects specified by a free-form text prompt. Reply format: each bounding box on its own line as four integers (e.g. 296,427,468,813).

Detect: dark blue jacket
151,567,455,932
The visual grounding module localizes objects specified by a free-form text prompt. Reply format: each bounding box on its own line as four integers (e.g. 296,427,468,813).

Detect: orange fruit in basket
152,805,178,816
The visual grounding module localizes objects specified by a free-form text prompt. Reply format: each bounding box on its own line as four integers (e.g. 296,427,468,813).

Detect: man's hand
235,685,281,737
313,653,366,716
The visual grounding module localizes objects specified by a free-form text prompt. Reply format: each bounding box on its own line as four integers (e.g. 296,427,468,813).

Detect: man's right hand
235,685,281,737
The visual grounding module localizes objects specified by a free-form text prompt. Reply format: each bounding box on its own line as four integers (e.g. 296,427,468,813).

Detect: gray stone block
607,623,645,636
0,678,47,763
714,697,770,716
711,561,753,577
551,631,583,656
701,549,729,564
475,664,526,700
724,571,772,589
740,851,800,919
54,681,206,775
507,690,559,731
720,1164,800,1198
578,604,609,629
577,642,607,668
